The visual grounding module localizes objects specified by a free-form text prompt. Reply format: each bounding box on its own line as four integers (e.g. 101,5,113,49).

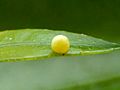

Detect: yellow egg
51,35,70,54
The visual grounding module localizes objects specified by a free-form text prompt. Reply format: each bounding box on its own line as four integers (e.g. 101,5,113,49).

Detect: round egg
51,35,70,54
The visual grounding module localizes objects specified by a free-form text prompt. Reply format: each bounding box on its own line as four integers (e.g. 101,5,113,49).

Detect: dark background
0,0,120,42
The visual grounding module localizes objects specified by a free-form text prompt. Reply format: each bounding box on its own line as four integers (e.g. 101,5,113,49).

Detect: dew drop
9,38,13,40
81,34,87,36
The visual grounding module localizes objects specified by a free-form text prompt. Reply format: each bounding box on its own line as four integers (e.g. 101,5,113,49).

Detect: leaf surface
0,29,120,90
0,29,119,62
0,50,120,90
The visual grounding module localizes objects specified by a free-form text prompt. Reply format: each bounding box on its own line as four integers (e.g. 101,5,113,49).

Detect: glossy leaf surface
0,29,119,62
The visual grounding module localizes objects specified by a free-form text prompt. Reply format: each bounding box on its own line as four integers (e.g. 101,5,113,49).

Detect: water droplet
81,34,87,36
9,38,12,40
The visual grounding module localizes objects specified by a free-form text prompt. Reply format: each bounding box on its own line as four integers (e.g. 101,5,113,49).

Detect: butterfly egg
51,35,70,54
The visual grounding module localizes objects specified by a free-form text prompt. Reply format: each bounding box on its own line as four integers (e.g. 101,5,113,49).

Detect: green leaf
0,29,120,90
0,50,120,90
0,29,119,62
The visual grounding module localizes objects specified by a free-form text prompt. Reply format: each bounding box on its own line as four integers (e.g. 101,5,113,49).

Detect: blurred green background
0,0,120,42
